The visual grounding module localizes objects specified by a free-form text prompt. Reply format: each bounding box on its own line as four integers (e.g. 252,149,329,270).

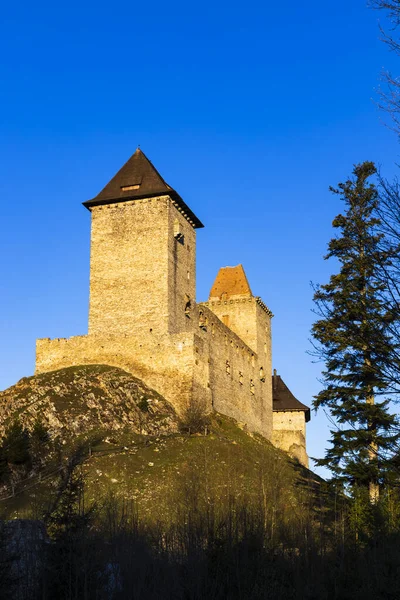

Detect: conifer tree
312,161,400,500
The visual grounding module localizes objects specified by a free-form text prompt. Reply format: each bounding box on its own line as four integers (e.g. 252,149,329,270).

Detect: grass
0,413,319,525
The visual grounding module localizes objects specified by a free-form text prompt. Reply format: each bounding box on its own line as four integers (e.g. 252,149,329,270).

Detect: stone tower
84,148,204,337
207,264,272,362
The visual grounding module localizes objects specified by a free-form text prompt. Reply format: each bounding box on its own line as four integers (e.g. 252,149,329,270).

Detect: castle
35,149,310,466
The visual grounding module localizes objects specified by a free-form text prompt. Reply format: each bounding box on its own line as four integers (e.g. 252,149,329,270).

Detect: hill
0,365,320,523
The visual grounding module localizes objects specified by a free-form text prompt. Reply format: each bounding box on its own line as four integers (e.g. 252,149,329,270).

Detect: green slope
0,366,321,524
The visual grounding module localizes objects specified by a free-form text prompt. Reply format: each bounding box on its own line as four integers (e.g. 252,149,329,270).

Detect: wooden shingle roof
83,148,204,228
272,372,310,422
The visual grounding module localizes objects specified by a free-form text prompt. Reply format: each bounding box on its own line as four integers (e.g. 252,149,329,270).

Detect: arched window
250,379,255,395
259,367,265,382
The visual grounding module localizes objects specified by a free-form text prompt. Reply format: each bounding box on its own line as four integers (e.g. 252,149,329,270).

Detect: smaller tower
207,264,272,362
272,370,310,467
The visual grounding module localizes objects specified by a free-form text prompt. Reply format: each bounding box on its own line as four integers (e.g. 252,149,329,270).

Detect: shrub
3,420,31,466
137,397,149,413
179,399,210,434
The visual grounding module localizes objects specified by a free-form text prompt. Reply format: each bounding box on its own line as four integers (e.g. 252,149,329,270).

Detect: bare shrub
179,399,210,434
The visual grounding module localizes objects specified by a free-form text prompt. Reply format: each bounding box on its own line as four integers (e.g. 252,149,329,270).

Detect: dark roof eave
273,405,311,423
83,190,204,229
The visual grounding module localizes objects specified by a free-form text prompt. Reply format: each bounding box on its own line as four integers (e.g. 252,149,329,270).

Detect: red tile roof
209,264,252,299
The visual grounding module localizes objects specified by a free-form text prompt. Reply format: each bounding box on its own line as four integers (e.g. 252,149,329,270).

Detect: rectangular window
222,315,230,327
121,184,141,191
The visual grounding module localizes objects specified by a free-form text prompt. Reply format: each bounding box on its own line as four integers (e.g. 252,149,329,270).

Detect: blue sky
1,0,399,476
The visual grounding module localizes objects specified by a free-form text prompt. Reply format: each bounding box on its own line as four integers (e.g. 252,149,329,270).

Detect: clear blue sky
1,0,399,476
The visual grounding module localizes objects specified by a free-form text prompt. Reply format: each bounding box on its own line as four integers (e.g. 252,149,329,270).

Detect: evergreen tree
311,161,400,500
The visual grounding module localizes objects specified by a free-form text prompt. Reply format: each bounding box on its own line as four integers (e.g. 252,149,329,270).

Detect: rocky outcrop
0,365,179,441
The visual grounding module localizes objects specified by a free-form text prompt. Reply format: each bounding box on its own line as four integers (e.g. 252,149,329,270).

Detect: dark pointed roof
209,264,253,300
83,148,204,228
272,372,310,422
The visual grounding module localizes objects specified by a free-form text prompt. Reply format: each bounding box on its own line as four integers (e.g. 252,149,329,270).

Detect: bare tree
370,1,400,133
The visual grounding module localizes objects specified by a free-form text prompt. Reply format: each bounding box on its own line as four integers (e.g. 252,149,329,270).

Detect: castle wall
36,332,196,416
36,300,274,439
191,304,273,439
88,196,196,338
272,411,308,467
204,296,257,352
202,297,272,368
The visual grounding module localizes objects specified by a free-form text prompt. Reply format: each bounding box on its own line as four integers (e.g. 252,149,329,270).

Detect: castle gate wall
272,411,308,467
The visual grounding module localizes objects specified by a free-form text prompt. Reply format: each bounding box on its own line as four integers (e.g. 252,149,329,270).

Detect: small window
121,184,141,191
226,360,231,375
222,314,230,327
185,295,191,318
260,367,265,382
250,379,255,395
239,371,243,385
199,311,207,331
174,219,184,244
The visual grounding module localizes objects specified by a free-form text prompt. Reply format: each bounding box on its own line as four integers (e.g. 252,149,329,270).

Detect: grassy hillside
4,367,398,600
0,365,320,524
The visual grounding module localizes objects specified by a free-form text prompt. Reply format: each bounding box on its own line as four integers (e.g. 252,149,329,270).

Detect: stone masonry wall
36,300,274,439
88,196,196,338
201,297,272,369
272,411,308,467
166,200,197,335
36,331,196,416
190,304,273,439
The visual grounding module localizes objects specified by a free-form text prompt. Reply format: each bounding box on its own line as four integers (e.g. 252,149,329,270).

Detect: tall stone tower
84,148,204,337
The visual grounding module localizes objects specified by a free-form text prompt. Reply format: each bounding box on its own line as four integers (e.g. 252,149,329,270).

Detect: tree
3,420,31,467
311,161,400,501
370,1,400,135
